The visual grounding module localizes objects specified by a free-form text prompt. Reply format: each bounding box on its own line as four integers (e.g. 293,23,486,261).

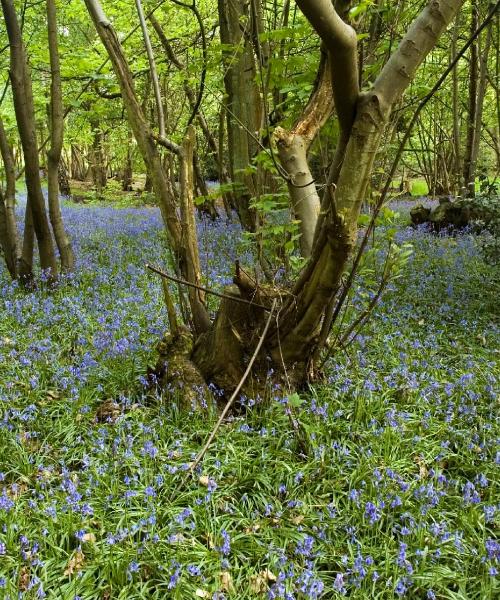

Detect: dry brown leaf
18,566,30,591
250,569,277,594
415,455,428,479
291,514,304,525
95,400,121,423
82,532,96,544
220,571,235,593
64,549,85,576
199,475,210,487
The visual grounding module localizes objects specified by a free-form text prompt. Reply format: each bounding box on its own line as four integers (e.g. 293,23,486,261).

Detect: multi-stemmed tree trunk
46,0,75,272
84,0,210,337
0,116,19,279
1,0,58,281
85,0,464,395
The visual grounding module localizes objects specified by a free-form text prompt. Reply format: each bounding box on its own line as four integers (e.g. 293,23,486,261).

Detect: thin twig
188,298,278,474
146,263,271,311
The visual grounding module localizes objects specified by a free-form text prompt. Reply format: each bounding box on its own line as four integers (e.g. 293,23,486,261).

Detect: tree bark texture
0,116,19,278
84,0,210,335
1,0,58,280
218,0,262,231
274,53,333,257
463,3,479,196
86,0,464,395
47,0,75,271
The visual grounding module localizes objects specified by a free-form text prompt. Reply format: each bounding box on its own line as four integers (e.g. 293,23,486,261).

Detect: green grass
0,207,498,599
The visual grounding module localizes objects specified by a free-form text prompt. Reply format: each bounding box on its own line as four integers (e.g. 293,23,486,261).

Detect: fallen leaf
82,532,96,544
415,455,428,479
291,514,304,525
195,590,210,599
18,566,30,591
64,549,85,576
250,569,277,594
220,571,235,593
199,475,210,487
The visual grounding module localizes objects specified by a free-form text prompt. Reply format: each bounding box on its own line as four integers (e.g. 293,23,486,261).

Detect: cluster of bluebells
0,199,498,598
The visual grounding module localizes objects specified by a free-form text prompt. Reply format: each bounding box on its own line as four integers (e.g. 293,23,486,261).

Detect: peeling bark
275,54,333,257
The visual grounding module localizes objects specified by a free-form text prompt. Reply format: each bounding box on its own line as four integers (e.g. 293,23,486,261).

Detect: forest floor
0,199,498,599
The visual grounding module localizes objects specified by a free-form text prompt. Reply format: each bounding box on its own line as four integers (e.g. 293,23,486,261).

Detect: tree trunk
19,201,35,282
84,0,210,335
89,119,107,193
1,0,58,280
86,0,464,395
218,0,262,231
451,13,462,194
189,0,465,391
58,159,71,197
469,12,493,195
122,135,133,191
46,0,75,272
463,4,479,197
0,116,19,278
70,145,86,181
274,53,333,257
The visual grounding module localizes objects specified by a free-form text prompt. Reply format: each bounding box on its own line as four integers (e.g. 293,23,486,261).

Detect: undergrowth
0,201,498,599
